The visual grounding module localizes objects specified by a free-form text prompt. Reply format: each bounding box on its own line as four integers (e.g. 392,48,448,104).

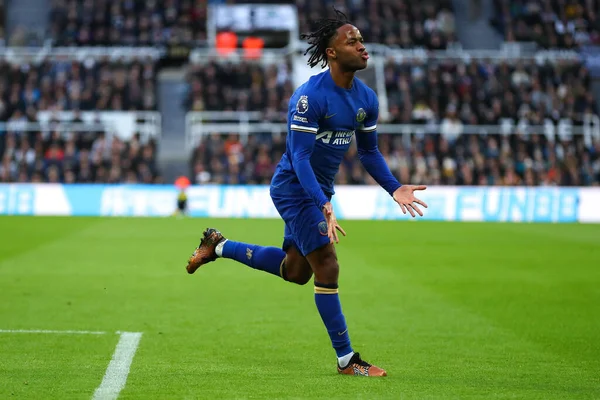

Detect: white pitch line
92,331,143,400
0,329,106,335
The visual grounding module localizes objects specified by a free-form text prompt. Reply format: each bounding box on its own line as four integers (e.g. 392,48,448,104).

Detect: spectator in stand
491,0,600,48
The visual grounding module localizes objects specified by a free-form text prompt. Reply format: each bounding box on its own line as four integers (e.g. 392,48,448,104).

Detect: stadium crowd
384,58,596,126
0,57,159,183
189,132,600,187
184,57,597,128
188,56,599,187
47,0,456,50
49,0,207,46
491,0,600,48
0,130,161,184
0,58,157,119
3,0,599,187
298,0,456,49
184,59,294,122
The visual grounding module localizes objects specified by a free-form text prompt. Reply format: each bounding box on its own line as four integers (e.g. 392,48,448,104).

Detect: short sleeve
288,90,324,135
359,89,379,133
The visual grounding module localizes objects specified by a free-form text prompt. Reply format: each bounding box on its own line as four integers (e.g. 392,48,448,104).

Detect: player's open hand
392,185,428,218
322,202,346,244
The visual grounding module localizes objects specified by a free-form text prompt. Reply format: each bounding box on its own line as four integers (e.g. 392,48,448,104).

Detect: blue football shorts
270,189,331,257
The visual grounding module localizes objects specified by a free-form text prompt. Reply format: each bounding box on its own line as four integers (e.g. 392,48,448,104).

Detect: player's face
331,24,368,71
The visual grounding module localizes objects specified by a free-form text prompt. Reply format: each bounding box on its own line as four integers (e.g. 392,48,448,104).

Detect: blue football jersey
271,70,378,198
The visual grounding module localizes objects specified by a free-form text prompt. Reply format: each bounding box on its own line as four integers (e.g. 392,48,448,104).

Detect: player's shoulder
293,71,329,99
288,71,329,113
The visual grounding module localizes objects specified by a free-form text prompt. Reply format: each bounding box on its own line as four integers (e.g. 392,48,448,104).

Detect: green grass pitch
0,216,599,399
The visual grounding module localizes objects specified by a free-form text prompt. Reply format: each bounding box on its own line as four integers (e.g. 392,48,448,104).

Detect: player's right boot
337,352,387,377
186,228,225,274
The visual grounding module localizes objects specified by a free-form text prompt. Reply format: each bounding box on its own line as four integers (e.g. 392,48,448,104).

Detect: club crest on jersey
356,108,366,123
297,95,309,114
318,221,328,236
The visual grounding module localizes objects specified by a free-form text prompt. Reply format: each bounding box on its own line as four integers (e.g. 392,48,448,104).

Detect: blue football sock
314,282,353,358
221,240,286,278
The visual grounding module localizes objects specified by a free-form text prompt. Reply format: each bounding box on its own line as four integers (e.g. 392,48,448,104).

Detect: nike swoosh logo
337,329,348,336
324,113,337,119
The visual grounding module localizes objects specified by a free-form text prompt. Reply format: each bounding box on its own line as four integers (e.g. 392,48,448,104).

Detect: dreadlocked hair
301,8,350,69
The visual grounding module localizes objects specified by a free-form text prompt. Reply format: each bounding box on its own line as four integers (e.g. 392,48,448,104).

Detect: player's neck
329,65,355,90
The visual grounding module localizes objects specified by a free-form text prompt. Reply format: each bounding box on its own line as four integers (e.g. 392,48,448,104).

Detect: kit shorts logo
318,221,328,236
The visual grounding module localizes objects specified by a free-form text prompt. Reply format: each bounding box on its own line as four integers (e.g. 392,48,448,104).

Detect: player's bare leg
307,243,387,377
280,245,313,285
186,228,313,285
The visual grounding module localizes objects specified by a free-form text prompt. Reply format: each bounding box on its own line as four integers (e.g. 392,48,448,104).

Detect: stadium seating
4,1,599,187
297,0,457,49
189,131,599,187
184,59,294,122
490,0,600,48
49,0,456,49
0,129,161,184
188,57,599,187
0,58,160,183
49,0,207,46
0,58,157,118
384,58,596,125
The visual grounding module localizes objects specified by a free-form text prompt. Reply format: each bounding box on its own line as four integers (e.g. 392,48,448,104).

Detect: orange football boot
186,228,225,274
337,353,387,377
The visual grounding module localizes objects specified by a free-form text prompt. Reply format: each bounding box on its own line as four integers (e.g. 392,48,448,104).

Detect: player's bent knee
285,262,313,285
283,250,313,285
287,270,312,285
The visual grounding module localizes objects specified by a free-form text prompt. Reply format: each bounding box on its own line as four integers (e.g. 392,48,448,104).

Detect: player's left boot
337,352,387,377
186,228,225,274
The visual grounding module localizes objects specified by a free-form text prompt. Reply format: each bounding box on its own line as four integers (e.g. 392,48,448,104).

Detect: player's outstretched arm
355,130,401,193
356,130,428,218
